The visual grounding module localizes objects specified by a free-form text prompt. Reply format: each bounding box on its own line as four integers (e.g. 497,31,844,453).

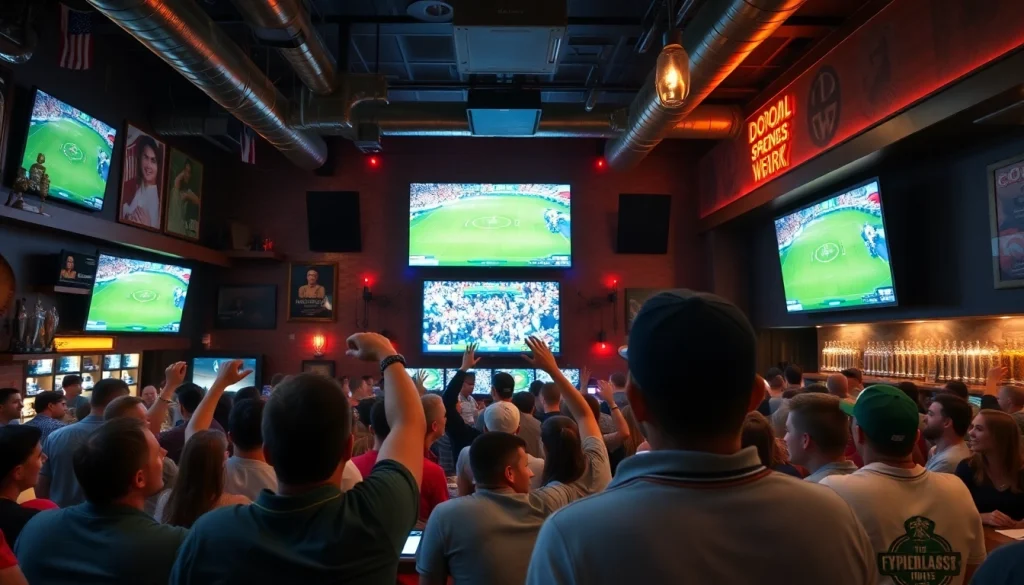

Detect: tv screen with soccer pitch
190,357,259,393
409,183,571,267
423,281,560,354
20,89,117,211
85,254,192,333
774,179,897,313
535,368,580,388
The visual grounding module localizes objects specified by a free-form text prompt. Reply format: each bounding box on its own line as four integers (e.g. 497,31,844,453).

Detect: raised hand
215,359,253,388
580,366,591,392
460,342,481,371
346,332,398,363
597,379,616,404
164,361,187,392
413,370,427,396
521,336,558,374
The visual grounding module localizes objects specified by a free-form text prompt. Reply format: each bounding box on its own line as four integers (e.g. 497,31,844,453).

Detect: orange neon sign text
748,95,794,182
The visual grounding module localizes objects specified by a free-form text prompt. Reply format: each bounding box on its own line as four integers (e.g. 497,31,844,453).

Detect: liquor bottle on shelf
884,342,894,377
925,339,938,381
1014,340,1024,384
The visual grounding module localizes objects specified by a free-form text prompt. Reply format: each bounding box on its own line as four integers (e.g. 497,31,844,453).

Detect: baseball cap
840,384,919,451
483,401,521,434
626,290,756,398
491,372,515,396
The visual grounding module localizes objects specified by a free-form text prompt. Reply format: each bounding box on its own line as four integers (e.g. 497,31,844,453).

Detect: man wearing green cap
821,385,986,585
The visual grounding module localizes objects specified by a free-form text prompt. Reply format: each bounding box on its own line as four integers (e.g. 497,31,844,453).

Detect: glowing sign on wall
749,95,795,183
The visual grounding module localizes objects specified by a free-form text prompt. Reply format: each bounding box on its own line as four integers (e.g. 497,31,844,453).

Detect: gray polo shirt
804,460,859,483
39,414,105,507
518,413,543,458
925,442,972,474
526,447,875,585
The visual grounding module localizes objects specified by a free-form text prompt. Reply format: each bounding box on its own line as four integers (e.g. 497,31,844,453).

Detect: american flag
241,126,256,164
59,3,93,70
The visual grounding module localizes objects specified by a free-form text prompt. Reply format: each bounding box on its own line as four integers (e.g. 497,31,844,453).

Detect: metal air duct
289,75,391,135
605,0,807,170
230,0,338,96
87,0,327,170
0,1,37,65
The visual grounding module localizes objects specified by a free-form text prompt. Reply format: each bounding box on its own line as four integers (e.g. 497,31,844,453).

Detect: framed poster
989,153,1024,289
288,262,336,321
118,123,166,231
163,147,203,241
215,284,277,330
301,359,336,378
0,66,12,183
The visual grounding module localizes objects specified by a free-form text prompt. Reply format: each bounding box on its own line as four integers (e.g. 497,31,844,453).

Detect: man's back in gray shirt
40,414,105,507
925,441,972,474
518,413,543,458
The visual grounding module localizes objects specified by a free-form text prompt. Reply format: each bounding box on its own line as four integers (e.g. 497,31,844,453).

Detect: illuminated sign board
53,336,115,352
749,95,795,183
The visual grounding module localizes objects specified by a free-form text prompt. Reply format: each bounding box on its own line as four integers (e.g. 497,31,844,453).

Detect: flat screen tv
85,254,193,333
774,179,897,313
495,368,536,392
444,368,493,395
405,368,445,393
535,368,580,388
190,356,260,393
20,89,117,211
422,280,560,354
409,183,571,267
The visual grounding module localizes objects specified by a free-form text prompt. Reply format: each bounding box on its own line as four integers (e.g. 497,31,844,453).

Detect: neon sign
749,95,795,182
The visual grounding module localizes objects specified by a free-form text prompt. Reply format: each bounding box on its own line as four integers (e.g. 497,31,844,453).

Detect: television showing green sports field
409,183,571,267
20,89,117,211
85,254,192,333
774,179,897,313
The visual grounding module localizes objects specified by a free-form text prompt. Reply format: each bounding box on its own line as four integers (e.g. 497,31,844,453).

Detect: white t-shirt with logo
821,463,986,585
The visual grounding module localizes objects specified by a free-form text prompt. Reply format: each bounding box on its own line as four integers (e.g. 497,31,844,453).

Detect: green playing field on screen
20,89,117,211
86,254,192,333
774,179,897,313
409,183,571,267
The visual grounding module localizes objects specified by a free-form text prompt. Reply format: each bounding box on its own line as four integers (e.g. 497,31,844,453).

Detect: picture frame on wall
0,66,13,183
214,284,277,330
118,123,166,232
988,153,1024,289
287,262,337,322
163,147,203,241
301,359,336,378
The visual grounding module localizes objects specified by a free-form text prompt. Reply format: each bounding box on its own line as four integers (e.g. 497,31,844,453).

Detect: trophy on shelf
27,154,46,194
10,298,27,352
5,167,29,209
38,173,50,215
9,298,59,353
42,306,59,351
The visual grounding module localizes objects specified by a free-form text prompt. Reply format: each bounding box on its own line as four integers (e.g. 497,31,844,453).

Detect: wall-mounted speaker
616,194,671,254
306,191,362,252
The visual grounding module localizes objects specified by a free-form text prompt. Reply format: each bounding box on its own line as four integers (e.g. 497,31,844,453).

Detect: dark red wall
205,138,708,381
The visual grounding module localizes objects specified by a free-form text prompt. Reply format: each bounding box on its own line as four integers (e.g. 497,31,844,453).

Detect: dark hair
764,367,783,380
263,373,351,485
32,391,65,414
234,386,261,403
0,388,20,404
944,380,970,401
788,394,848,455
229,399,265,451
804,384,828,394
491,372,515,400
540,382,560,405
469,432,526,487
213,392,233,431
76,402,92,420
91,378,129,408
370,398,391,441
73,417,150,505
784,365,803,385
135,134,160,185
840,368,863,383
528,380,544,397
968,410,1024,492
609,372,627,388
932,394,972,438
463,371,476,381
781,388,800,399
61,375,83,389
584,395,602,422
0,425,42,480
163,430,228,528
540,416,584,485
511,391,535,415
270,373,286,387
174,383,204,415
741,411,784,467
356,397,377,428
103,396,146,421
896,382,920,409
361,375,373,383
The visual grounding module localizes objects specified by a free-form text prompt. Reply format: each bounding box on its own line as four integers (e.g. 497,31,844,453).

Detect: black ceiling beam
772,15,845,39
210,15,643,27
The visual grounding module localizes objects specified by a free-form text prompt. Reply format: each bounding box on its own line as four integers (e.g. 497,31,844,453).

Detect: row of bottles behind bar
821,340,1024,385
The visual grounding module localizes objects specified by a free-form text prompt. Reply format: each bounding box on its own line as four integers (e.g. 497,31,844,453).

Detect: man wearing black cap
821,385,986,585
526,290,875,585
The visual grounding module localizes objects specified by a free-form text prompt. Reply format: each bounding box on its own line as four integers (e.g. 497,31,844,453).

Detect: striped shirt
23,414,67,442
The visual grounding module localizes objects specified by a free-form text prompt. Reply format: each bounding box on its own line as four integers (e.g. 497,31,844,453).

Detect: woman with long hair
155,430,249,528
955,409,1024,527
742,411,802,478
121,134,162,228
540,416,587,485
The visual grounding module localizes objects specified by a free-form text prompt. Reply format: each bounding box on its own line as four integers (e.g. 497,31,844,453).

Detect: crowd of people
774,183,883,250
422,281,560,351
410,183,570,215
4,290,1024,583
95,256,192,284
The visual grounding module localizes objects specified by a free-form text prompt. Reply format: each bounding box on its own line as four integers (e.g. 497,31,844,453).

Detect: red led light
368,156,379,167
595,157,606,170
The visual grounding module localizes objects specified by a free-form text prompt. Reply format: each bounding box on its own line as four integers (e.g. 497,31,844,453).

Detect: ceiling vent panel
452,0,567,74
466,89,542,136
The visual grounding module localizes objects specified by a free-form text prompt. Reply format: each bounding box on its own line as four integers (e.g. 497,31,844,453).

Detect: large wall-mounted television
444,368,493,395
85,253,192,333
189,355,261,393
20,89,117,211
535,368,581,388
409,183,571,267
422,280,560,354
774,179,897,313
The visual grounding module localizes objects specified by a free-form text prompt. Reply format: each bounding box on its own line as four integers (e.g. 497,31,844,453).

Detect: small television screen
123,353,140,368
25,378,43,397
422,280,560,354
56,250,98,291
82,356,100,372
190,357,259,393
85,254,192,333
445,368,492,395
495,368,536,392
21,89,117,211
535,368,581,388
774,179,897,313
56,356,81,374
103,354,122,370
406,368,445,392
409,183,571,267
27,359,53,376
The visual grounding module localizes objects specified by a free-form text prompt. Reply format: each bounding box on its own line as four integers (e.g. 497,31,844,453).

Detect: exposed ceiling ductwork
230,0,339,96
0,0,37,65
87,0,328,170
605,0,808,170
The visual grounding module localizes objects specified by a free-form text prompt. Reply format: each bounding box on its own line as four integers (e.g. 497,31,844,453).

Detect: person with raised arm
441,343,484,467
597,379,631,451
170,332,425,583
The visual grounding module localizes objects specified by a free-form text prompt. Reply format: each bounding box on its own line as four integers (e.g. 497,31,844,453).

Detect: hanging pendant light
656,28,690,107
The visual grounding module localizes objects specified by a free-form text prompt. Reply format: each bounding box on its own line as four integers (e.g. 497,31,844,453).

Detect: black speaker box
616,194,671,254
306,191,362,252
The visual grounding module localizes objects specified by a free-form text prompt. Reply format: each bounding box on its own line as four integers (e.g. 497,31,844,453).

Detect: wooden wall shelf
0,195,230,267
0,353,59,362
224,250,287,262
804,372,986,395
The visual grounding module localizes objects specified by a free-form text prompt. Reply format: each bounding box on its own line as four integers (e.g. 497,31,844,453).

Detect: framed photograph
302,359,336,378
118,123,166,231
163,147,203,241
0,66,12,182
215,284,277,330
989,153,1024,289
288,262,336,322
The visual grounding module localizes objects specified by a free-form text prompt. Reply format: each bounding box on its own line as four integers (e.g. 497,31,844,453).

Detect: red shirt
0,531,16,570
350,450,449,522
